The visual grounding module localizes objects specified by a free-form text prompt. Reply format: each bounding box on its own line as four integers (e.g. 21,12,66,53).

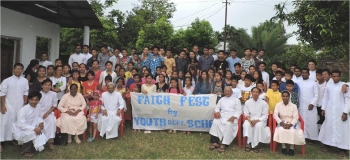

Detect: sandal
21,152,34,157
252,146,260,153
217,146,225,153
209,143,219,150
245,146,251,152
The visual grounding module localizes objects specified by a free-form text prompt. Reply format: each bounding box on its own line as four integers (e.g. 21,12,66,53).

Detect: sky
107,0,299,44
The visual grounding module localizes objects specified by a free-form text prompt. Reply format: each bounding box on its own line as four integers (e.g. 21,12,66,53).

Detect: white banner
131,92,217,131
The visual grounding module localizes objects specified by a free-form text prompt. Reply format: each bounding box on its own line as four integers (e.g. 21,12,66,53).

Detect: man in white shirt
308,60,317,82
109,48,121,71
243,87,271,152
82,45,92,64
298,68,318,144
68,45,85,68
293,67,303,84
258,62,270,88
38,79,58,150
98,82,125,139
38,52,53,68
1,63,29,152
316,69,326,125
318,70,349,156
209,86,242,153
12,91,47,157
209,47,217,60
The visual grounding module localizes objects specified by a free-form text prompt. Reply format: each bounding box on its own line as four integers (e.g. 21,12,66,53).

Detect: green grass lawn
1,122,348,159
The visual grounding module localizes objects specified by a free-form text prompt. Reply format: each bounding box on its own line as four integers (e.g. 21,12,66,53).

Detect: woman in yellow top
115,78,126,99
67,70,83,94
265,80,282,114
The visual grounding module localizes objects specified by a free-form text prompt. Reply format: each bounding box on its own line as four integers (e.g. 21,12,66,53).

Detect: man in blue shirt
143,46,164,76
226,49,241,73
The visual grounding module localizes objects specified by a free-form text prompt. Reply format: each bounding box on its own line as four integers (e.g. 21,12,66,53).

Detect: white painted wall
1,7,60,68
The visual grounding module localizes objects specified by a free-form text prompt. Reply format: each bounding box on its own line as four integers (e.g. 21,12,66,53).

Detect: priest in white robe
38,79,58,149
12,91,47,157
318,70,349,156
209,86,242,153
98,82,125,139
298,69,318,143
1,63,29,151
243,87,271,153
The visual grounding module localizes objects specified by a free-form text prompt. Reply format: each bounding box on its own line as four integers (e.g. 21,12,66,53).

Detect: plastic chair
242,114,273,150
272,114,305,156
83,108,125,140
213,113,243,147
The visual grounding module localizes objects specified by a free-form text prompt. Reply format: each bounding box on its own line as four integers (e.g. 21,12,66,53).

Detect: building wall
1,7,60,68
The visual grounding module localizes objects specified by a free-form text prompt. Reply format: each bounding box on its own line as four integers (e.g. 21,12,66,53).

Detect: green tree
224,25,253,57
250,20,291,63
270,1,289,34
118,0,176,49
279,44,317,68
184,18,218,52
289,0,349,52
135,17,174,51
167,29,187,54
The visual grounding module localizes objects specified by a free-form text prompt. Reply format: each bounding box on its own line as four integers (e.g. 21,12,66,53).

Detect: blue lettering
153,118,159,126
164,96,170,105
187,120,193,128
195,120,201,128
188,96,195,106
202,97,209,106
134,117,140,125
160,118,166,126
195,97,202,106
137,95,144,104
209,120,213,128
155,95,162,105
144,96,150,104
180,96,187,106
140,117,146,126
151,95,155,105
146,118,152,126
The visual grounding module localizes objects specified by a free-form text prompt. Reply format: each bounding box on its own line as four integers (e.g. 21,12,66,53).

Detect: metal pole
223,0,229,52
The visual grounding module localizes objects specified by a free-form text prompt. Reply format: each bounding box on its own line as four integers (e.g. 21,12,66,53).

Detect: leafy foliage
224,25,253,57
135,17,174,51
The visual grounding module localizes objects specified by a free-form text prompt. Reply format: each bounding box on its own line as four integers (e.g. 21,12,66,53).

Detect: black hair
83,45,90,49
294,67,302,72
251,87,261,93
62,64,71,73
245,74,254,81
133,73,141,79
322,69,331,75
117,77,125,85
55,59,62,63
285,80,294,86
91,48,98,52
230,48,237,52
234,63,241,67
119,68,126,72
105,61,113,66
23,59,39,75
199,71,210,89
308,59,317,66
105,74,112,81
128,61,134,66
70,83,78,90
101,45,108,49
316,69,323,75
79,63,87,69
281,90,290,96
92,60,99,65
41,78,52,86
72,62,79,68
271,62,279,67
259,49,265,52
275,71,284,76
290,64,297,67
331,70,341,76
75,44,81,48
152,46,159,50
47,65,55,71
169,78,181,93
254,71,263,83
41,52,48,56
218,50,225,54
284,70,293,76
115,64,122,69
231,75,240,82
256,81,264,87
251,47,257,52
131,68,139,73
301,68,310,73
244,48,251,51
28,91,42,100
258,61,266,66
37,65,46,73
145,74,154,80
13,63,24,69
271,80,280,86
203,46,209,50
87,70,95,77
249,65,256,70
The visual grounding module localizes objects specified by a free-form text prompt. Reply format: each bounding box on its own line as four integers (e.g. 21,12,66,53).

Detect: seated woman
273,91,305,156
57,84,87,144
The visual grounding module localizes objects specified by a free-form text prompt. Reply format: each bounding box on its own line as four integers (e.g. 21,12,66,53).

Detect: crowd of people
0,44,349,157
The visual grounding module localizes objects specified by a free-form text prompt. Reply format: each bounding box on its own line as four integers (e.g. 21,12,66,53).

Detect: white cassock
0,75,29,142
318,82,349,150
38,91,58,139
243,98,271,148
12,104,47,151
298,78,318,140
98,91,125,139
209,96,242,145
68,53,86,68
261,71,270,89
309,70,316,82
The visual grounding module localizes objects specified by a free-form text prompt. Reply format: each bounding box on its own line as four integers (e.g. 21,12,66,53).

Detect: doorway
1,36,21,82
